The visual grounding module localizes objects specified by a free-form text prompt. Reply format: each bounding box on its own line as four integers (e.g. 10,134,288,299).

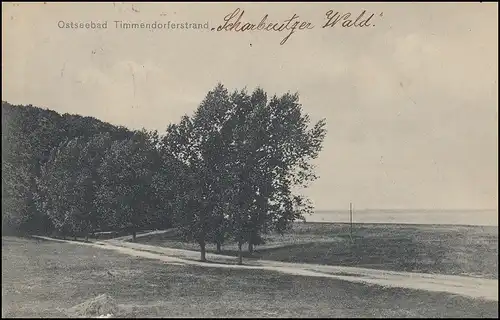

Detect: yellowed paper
2,2,498,318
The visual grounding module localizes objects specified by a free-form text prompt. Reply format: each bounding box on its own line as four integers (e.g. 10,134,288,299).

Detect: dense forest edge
2,84,327,264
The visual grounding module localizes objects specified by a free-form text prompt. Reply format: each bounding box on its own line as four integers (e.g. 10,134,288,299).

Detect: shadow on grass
154,232,498,279
247,235,497,278
3,236,498,318
123,223,499,278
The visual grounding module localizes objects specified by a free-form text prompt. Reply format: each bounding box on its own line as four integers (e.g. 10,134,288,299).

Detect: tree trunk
73,235,77,241
85,232,89,242
199,211,207,262
132,229,136,242
200,240,207,262
238,241,243,265
216,242,222,254
248,242,254,255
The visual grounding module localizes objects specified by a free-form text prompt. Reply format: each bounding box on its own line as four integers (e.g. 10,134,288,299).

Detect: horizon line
313,208,498,212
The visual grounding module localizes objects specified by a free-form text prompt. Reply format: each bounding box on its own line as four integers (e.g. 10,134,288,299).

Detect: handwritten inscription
215,8,382,45
323,10,376,28
216,8,314,45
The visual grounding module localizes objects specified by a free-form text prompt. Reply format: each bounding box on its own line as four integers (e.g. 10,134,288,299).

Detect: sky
2,2,498,211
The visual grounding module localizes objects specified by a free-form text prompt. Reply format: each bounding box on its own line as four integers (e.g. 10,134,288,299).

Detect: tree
2,102,63,235
164,84,326,265
96,130,162,242
161,116,211,261
38,137,88,239
77,133,115,239
209,201,231,254
224,87,326,264
2,102,135,236
3,162,48,235
147,129,177,231
160,84,239,261
192,84,237,256
37,133,113,240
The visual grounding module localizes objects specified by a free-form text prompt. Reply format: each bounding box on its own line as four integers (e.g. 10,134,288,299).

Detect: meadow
135,222,498,279
2,236,498,318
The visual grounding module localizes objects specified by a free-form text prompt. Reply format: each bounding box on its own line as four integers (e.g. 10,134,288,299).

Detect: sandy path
32,235,498,302
109,229,174,241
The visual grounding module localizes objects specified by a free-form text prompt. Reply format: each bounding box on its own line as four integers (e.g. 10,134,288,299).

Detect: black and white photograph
2,2,498,318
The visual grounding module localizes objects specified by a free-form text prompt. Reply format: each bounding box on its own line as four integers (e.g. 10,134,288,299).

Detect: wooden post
349,202,353,243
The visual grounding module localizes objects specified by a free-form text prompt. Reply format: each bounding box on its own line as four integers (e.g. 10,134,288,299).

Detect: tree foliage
160,84,326,263
2,84,326,265
37,133,113,238
96,130,164,241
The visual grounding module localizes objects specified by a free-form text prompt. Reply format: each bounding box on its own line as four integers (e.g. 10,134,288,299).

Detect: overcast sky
2,2,498,211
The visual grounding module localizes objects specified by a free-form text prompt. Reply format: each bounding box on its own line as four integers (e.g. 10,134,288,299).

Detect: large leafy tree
2,102,135,235
161,116,211,261
37,133,113,239
162,84,326,264
219,87,326,264
160,84,237,261
2,102,63,235
96,129,163,242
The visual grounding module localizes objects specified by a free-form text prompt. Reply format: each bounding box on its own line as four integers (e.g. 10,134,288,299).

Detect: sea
306,209,498,226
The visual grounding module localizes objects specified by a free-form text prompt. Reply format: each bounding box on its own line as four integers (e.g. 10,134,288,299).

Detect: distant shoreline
314,209,498,212
295,221,499,228
305,209,498,227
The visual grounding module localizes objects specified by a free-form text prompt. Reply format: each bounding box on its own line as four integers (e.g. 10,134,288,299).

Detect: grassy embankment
135,222,498,279
2,236,498,318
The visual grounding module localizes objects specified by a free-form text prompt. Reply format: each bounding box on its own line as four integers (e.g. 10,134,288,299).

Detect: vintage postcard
2,2,498,318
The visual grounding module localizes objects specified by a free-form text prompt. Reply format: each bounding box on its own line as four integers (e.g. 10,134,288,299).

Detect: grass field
136,222,498,279
2,236,498,318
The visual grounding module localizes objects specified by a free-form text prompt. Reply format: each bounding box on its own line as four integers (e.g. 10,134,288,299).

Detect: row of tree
2,84,327,264
2,100,134,235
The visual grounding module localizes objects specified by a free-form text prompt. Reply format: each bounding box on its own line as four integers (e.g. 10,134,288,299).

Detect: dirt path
110,229,174,241
32,235,498,302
